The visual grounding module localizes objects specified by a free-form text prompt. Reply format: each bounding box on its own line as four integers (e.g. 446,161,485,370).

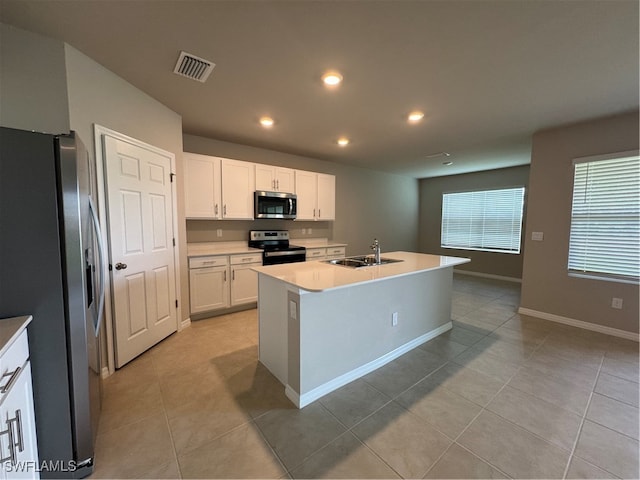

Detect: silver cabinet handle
313,208,316,218
272,179,276,189
232,269,235,281
0,409,23,465
115,262,127,270
0,367,21,394
215,204,219,216
318,209,321,218
223,204,227,216
223,270,227,282
277,179,280,190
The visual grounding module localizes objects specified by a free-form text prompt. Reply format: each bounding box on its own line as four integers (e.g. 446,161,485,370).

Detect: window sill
568,271,639,286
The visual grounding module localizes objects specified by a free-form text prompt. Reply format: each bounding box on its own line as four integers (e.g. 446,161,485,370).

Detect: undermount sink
325,256,404,268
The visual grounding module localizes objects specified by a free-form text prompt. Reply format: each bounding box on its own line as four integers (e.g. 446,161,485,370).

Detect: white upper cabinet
182,152,335,221
295,170,336,221
183,152,222,219
317,173,336,221
255,165,295,193
295,170,318,220
221,158,255,219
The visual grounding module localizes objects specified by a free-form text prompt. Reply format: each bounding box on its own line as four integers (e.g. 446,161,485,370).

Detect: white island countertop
252,251,469,292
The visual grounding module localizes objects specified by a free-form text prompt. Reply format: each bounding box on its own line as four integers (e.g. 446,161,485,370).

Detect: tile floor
91,275,639,479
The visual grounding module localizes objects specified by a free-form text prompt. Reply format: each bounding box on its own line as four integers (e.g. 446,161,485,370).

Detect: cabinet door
317,173,336,220
255,164,275,191
294,170,317,220
183,152,222,219
0,363,39,479
230,264,259,305
221,159,255,219
189,266,229,313
275,167,295,194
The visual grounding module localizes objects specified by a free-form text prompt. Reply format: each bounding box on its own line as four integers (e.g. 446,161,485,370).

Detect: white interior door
104,135,177,367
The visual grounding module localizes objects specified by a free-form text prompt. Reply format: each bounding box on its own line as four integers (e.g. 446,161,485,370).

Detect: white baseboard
180,317,191,330
101,366,110,379
518,307,639,342
286,322,453,408
454,269,522,284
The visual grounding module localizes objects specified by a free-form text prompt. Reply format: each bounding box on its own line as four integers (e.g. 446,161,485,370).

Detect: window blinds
441,187,525,254
568,153,640,281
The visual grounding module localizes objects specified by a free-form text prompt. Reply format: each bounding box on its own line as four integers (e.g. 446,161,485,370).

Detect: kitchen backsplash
186,219,333,243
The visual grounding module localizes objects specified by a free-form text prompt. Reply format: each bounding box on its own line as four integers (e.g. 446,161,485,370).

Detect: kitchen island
253,251,469,408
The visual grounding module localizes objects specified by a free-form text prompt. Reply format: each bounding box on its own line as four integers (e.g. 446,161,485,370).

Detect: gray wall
0,23,70,133
521,111,639,334
418,166,530,279
183,134,420,256
63,45,188,322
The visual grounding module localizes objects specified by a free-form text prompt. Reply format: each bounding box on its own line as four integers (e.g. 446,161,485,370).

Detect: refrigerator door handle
89,197,107,336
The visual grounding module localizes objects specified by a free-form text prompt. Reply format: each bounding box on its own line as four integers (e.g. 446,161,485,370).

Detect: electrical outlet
531,232,544,241
216,229,223,237
301,228,306,235
612,297,623,309
392,312,398,326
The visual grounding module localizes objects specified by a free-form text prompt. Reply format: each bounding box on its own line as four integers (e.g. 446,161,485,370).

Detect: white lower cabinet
189,253,261,315
189,264,230,314
305,246,345,261
231,265,258,305
0,329,39,479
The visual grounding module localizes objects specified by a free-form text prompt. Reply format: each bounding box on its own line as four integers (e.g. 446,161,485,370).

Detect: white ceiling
1,1,637,178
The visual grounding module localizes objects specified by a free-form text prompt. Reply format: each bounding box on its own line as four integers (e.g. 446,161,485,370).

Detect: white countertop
187,238,347,257
289,238,348,248
252,251,470,292
187,242,262,257
0,315,32,357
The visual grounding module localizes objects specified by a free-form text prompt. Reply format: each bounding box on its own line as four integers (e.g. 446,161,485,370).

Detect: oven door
263,249,306,265
254,191,297,219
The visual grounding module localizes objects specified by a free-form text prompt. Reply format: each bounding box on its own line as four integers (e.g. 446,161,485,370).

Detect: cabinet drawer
306,248,326,259
0,329,29,402
189,256,229,268
327,246,346,257
230,253,262,265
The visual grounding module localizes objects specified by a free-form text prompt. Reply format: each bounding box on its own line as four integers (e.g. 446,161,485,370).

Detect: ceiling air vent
173,51,215,83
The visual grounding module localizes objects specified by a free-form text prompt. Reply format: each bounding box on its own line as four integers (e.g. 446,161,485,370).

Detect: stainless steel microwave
254,191,297,219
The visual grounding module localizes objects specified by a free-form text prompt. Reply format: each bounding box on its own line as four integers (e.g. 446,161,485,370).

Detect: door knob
115,262,128,270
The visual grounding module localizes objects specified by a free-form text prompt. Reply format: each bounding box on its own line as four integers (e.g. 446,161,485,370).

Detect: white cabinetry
305,246,346,261
184,153,222,219
0,328,39,479
189,256,230,313
230,254,262,305
189,252,262,315
255,165,295,193
294,170,336,221
221,159,255,219
326,246,346,260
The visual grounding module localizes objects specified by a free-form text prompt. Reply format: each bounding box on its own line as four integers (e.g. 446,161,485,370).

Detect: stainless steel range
249,230,306,265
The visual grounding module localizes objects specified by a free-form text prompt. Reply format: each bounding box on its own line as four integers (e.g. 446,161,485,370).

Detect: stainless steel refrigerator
0,127,105,478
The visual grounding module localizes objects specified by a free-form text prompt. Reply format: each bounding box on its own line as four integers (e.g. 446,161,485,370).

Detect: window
568,151,640,282
441,187,525,254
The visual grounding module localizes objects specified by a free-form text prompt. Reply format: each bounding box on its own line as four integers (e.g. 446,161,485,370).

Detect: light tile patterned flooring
91,275,639,479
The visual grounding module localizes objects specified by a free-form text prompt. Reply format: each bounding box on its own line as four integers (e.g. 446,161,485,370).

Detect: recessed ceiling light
408,111,424,122
337,137,349,146
259,116,274,128
443,161,453,166
322,71,343,86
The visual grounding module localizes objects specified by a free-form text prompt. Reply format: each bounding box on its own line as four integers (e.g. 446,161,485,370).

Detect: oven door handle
264,250,306,257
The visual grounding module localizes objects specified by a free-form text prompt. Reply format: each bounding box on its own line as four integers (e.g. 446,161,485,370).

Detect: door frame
93,124,183,376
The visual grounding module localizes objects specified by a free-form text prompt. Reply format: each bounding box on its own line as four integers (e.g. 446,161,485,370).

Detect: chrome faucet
371,238,381,264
